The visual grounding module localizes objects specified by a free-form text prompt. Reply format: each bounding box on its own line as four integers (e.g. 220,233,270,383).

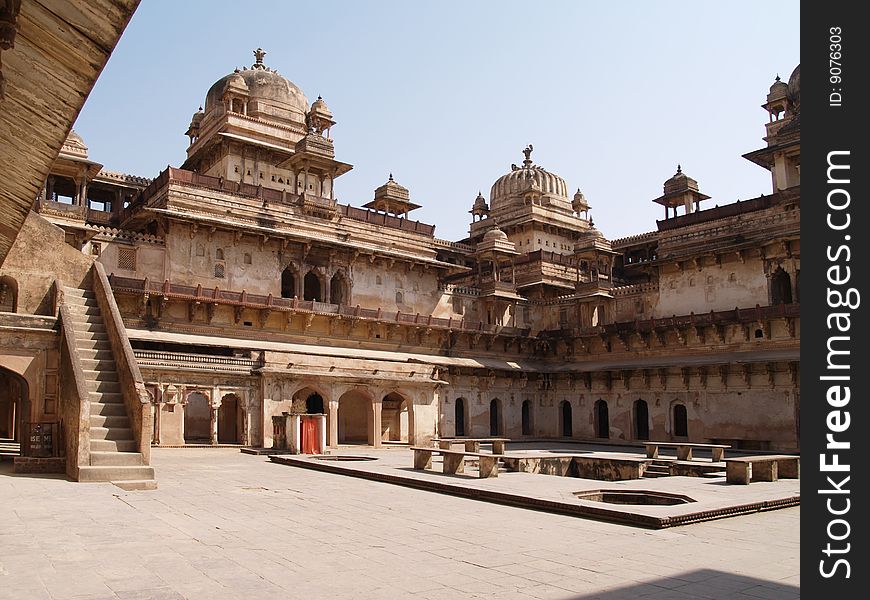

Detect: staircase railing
92,261,153,463
58,301,91,479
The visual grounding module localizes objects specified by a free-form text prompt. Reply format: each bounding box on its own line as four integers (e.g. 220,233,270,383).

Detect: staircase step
67,306,102,315
63,288,96,298
78,349,114,360
90,439,137,452
90,414,130,428
80,359,117,371
87,380,121,393
90,451,144,466
78,465,155,482
74,328,108,339
83,370,119,382
113,480,158,491
90,426,133,441
89,391,124,403
90,402,128,417
75,339,111,351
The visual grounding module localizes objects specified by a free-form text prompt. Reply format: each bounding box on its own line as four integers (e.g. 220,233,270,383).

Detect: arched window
560,401,573,437
521,400,532,436
594,399,609,439
281,268,296,298
489,399,501,436
216,248,224,260
395,291,403,304
673,404,688,437
303,271,321,301
330,272,348,305
455,398,466,437
306,393,324,414
214,263,225,278
771,268,793,305
634,400,649,440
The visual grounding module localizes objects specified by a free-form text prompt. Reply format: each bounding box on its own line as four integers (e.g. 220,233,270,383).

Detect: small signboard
29,423,55,458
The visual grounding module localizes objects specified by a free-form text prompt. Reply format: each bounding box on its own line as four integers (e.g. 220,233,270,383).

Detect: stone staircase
642,460,672,479
64,287,156,490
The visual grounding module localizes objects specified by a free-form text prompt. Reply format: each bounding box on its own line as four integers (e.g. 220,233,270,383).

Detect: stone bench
411,446,503,478
724,455,800,484
645,441,731,462
431,438,510,455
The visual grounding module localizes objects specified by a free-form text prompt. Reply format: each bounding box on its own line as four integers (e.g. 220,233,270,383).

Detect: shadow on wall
564,570,798,599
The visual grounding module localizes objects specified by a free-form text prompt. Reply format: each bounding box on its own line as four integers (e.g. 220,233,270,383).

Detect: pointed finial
522,144,534,165
775,74,781,82
317,95,323,101
677,164,682,174
253,48,266,68
198,105,203,112
389,173,394,181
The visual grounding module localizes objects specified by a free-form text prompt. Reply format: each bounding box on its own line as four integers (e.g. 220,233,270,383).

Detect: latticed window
214,263,225,278
117,247,136,271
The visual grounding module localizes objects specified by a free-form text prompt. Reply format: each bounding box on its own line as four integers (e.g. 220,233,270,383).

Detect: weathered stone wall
0,212,92,315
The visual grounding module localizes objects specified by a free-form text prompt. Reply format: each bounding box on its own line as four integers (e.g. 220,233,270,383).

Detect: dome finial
389,173,394,181
253,47,267,68
522,144,534,166
677,164,682,174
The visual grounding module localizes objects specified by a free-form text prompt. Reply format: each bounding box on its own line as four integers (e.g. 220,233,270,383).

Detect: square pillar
327,400,338,448
370,400,382,448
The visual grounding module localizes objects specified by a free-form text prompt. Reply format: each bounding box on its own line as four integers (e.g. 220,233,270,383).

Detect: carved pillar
326,398,339,448
370,399,382,448
210,390,221,445
240,392,250,446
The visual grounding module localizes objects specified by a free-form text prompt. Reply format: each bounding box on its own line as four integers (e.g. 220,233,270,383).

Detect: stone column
327,398,338,448
210,391,221,445
240,392,250,446
370,399,382,448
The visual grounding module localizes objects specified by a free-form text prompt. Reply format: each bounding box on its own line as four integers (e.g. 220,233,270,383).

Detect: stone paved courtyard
1,448,799,599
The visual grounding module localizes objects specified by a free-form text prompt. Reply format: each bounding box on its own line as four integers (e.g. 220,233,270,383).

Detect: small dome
190,106,204,126
767,75,788,102
311,95,330,113
786,64,800,113
483,227,509,242
663,165,700,195
62,130,89,158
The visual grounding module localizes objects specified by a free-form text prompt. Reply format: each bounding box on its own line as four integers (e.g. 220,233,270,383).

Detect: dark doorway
561,401,573,437
634,400,650,440
521,400,532,436
281,268,296,298
674,404,689,437
184,392,211,442
304,271,321,301
0,367,28,457
455,398,466,436
330,273,348,305
594,399,609,439
218,395,239,443
489,399,501,436
771,268,792,304
306,393,324,414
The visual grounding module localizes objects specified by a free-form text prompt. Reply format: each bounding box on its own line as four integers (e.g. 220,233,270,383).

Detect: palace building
0,48,800,487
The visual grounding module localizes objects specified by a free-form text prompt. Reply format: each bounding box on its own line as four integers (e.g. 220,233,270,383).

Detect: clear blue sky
75,0,799,242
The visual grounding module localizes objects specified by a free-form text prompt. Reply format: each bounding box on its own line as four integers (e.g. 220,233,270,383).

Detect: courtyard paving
1,448,799,599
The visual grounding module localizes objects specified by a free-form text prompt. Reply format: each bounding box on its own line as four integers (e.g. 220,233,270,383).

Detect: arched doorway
0,276,18,313
594,399,609,439
521,400,532,436
330,272,348,305
560,401,572,437
281,268,297,298
338,390,371,444
455,397,466,436
0,367,28,457
184,391,211,443
489,398,501,436
771,268,792,305
304,271,321,301
634,399,649,440
673,404,688,437
218,394,239,444
381,392,410,443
